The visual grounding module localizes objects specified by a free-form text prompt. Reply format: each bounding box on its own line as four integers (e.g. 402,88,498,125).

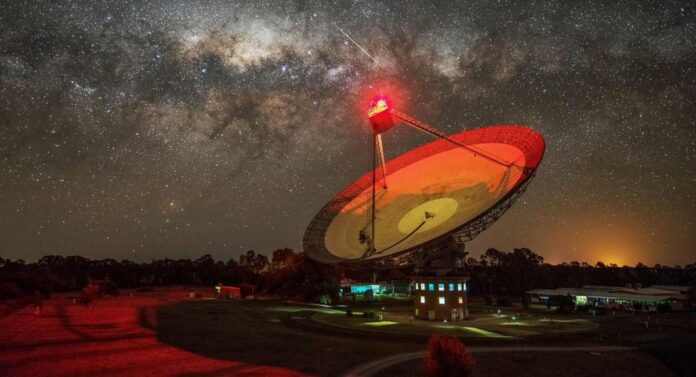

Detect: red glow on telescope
368,95,391,118
368,94,396,133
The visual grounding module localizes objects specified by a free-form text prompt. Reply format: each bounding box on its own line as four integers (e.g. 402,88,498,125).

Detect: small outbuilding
215,285,241,299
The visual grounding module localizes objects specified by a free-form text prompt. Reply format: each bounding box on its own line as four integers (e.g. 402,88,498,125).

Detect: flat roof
527,288,687,302
411,276,468,282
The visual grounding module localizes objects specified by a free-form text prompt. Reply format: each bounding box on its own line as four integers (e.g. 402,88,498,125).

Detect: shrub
317,294,332,305
575,304,591,312
80,283,100,304
96,280,119,296
495,297,512,307
549,295,575,313
239,283,254,298
0,282,24,301
424,335,475,377
656,302,671,313
521,295,530,310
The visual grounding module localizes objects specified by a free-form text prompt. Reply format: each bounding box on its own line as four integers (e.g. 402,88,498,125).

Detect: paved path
340,345,635,377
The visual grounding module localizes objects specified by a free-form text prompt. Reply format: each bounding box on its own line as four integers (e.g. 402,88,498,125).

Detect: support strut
390,109,513,168
369,129,377,256
376,134,388,189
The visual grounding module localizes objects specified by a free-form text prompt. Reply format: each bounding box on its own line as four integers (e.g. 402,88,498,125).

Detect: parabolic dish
303,125,545,264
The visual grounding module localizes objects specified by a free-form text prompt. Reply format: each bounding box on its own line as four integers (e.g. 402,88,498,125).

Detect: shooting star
334,24,383,68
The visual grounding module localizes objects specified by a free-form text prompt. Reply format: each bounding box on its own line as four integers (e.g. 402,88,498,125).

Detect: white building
527,285,691,311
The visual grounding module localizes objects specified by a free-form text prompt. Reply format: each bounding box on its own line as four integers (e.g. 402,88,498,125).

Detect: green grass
155,300,421,376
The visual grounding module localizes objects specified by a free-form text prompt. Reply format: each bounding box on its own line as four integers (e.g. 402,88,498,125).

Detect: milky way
1,1,694,265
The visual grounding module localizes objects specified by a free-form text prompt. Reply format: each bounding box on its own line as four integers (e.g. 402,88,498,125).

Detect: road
340,345,635,377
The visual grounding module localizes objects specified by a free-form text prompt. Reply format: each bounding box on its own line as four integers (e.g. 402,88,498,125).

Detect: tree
424,335,475,377
271,248,296,269
548,294,575,313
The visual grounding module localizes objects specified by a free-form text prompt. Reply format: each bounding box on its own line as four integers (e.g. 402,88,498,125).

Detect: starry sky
1,1,694,266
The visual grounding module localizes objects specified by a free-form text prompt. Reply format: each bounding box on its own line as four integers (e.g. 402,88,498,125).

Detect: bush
0,282,24,301
591,307,607,316
575,304,591,312
317,294,332,305
424,335,475,377
548,295,575,313
96,280,119,296
80,284,100,304
495,297,512,307
239,283,254,298
656,302,671,313
521,295,530,310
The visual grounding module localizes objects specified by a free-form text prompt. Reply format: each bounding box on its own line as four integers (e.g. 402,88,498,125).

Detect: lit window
438,283,445,291
458,297,463,304
428,283,435,291
438,297,445,304
457,283,462,291
420,296,426,304
420,283,425,290
449,283,455,291
463,283,467,291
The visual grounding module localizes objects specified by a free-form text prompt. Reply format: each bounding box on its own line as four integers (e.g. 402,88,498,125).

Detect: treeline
0,249,339,303
465,248,696,299
2,247,695,305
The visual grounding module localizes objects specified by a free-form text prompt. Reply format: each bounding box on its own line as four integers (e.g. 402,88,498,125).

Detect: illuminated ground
311,305,599,338
1,289,693,376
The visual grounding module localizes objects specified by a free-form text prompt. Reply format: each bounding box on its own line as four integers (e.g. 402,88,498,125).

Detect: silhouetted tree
424,335,475,377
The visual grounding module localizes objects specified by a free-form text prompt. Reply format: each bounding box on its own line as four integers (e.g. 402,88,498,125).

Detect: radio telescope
303,96,545,267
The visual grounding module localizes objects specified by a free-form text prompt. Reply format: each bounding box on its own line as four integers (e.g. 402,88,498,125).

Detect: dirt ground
0,288,313,376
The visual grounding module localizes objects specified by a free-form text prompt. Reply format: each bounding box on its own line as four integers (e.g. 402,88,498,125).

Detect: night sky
1,1,694,266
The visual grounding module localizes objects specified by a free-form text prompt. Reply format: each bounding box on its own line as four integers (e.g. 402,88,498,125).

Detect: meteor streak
334,24,383,68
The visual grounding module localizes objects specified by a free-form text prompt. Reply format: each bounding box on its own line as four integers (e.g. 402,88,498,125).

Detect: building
412,276,469,321
650,285,694,295
215,285,241,299
340,280,387,297
527,285,691,311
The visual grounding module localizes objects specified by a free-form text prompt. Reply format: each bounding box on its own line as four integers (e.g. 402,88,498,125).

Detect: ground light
362,321,398,327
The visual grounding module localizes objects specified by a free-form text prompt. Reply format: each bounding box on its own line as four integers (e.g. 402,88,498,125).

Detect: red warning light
368,96,391,118
368,95,396,134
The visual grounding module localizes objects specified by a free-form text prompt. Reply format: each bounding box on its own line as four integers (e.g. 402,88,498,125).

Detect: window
458,297,463,304
438,297,445,304
463,283,467,291
420,283,426,291
457,283,463,291
438,283,445,291
449,283,455,291
428,283,435,291
420,296,426,304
